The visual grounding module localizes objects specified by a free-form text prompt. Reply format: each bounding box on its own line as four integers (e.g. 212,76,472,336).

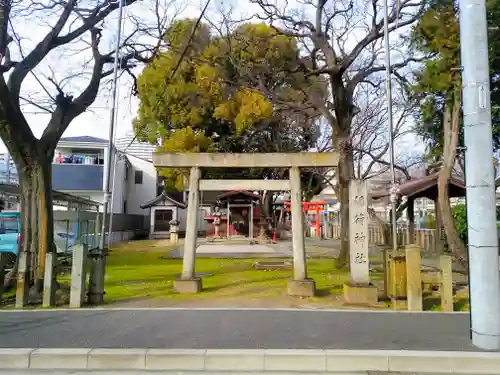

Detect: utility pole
459,0,500,350
382,0,398,252
88,0,125,305
99,0,125,252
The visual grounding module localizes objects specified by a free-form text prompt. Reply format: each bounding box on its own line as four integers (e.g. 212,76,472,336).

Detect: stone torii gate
153,152,339,296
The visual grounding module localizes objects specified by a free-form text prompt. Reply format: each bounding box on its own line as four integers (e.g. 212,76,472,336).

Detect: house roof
0,182,100,208
140,192,187,209
217,190,261,200
370,173,466,200
60,136,108,144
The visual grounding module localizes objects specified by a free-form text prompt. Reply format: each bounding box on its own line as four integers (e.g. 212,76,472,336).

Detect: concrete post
459,0,500,350
440,254,454,312
42,252,57,308
405,245,423,312
287,166,315,296
87,249,106,305
174,167,202,293
15,251,30,308
70,244,88,308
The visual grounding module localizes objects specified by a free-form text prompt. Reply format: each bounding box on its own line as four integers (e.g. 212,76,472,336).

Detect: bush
452,203,500,245
452,203,468,245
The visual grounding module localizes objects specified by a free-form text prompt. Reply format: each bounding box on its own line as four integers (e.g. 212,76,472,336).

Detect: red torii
284,201,327,237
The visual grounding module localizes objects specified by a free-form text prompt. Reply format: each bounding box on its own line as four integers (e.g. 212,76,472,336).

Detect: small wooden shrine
204,190,262,239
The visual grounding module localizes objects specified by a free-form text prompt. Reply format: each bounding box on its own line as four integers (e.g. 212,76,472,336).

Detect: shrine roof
140,192,187,209
217,190,261,200
370,173,465,200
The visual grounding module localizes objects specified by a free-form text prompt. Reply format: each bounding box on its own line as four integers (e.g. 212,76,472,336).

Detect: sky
1,0,425,163
1,0,207,151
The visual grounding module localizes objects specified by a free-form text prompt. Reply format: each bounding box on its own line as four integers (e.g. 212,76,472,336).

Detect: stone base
170,233,179,244
343,282,378,305
174,277,203,294
287,278,316,297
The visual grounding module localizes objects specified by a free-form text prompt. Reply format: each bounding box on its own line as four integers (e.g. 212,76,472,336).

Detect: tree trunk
438,95,468,269
17,155,55,296
335,139,354,268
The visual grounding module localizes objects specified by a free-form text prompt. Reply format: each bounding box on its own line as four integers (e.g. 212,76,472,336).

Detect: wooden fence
328,224,439,253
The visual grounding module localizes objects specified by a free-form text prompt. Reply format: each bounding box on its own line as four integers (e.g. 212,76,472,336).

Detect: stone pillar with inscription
343,180,379,305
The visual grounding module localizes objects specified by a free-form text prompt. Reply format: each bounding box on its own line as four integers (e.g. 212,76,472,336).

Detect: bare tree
0,0,180,296
351,80,420,181
250,0,426,266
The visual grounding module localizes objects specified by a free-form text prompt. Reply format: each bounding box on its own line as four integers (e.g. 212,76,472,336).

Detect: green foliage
451,203,468,244
423,214,436,229
135,20,325,192
451,203,500,245
411,0,500,158
411,0,462,159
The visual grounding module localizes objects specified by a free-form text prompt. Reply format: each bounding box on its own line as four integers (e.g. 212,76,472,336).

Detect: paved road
0,308,475,351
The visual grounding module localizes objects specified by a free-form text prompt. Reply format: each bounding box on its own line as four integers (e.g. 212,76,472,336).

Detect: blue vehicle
0,211,77,257
0,212,20,255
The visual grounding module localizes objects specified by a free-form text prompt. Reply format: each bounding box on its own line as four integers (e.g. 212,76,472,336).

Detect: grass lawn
102,241,470,310
0,240,470,311
102,242,365,308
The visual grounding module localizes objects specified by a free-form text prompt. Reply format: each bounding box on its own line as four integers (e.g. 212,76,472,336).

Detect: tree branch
8,0,140,108
8,0,78,104
41,27,105,150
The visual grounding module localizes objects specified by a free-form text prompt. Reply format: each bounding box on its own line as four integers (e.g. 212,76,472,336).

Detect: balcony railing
54,154,104,165
52,164,104,191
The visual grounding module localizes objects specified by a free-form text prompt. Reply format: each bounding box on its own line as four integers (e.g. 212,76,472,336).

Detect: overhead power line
122,0,212,152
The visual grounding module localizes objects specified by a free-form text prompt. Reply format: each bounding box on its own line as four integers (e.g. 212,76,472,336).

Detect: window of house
124,165,129,181
123,200,127,214
134,170,143,184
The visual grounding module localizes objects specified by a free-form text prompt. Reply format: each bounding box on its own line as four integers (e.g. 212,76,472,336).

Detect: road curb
1,348,500,373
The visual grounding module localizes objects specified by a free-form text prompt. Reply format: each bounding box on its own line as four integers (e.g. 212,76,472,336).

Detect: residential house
53,136,115,206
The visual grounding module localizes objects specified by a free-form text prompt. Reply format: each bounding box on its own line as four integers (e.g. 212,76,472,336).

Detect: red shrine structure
283,201,327,237
204,191,262,239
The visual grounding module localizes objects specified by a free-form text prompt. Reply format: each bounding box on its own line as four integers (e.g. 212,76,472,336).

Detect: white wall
110,155,126,214
52,144,157,219
126,155,157,216
56,150,130,215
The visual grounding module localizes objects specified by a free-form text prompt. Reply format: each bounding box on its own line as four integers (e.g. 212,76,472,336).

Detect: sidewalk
2,347,500,373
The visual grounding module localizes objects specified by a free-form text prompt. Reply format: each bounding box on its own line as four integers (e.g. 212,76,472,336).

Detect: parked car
0,212,78,258
0,212,20,256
